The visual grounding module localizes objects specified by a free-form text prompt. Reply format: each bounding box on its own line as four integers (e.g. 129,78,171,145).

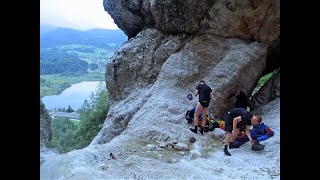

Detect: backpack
185,108,195,124
185,107,219,132
207,115,220,131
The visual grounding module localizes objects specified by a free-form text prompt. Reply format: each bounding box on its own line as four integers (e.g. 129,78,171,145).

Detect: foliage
40,48,88,75
257,68,279,87
55,44,114,73
89,63,99,71
66,105,75,113
252,68,280,95
40,100,52,144
72,82,109,150
47,82,109,153
47,117,78,153
40,99,46,114
57,108,66,112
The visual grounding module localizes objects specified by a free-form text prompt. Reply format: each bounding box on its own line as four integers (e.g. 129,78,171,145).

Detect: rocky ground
40,97,280,180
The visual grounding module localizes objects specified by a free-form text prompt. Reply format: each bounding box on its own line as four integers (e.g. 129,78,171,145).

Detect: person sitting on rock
234,118,275,147
223,108,261,156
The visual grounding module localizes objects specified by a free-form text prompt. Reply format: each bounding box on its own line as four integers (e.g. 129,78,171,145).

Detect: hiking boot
229,143,241,149
224,148,231,156
252,140,265,151
203,127,209,132
199,127,204,135
251,144,264,151
254,140,265,148
190,128,197,134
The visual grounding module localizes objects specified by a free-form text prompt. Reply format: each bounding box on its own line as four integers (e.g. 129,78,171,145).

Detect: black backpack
207,115,220,131
185,108,195,124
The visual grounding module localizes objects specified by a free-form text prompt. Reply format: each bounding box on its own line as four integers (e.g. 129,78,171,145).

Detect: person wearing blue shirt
235,118,275,146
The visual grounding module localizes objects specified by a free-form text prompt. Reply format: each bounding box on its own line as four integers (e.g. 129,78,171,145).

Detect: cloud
40,0,118,30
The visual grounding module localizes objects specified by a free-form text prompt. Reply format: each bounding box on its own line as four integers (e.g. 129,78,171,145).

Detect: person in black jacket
190,80,212,135
227,89,252,110
223,108,261,156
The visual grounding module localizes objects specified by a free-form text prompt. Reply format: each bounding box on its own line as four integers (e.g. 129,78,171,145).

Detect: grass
72,120,81,128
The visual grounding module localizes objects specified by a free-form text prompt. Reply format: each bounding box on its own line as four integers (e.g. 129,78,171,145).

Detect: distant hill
40,27,128,49
40,24,58,35
40,26,128,75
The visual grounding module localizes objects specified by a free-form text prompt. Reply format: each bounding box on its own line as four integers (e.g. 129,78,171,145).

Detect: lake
41,81,104,110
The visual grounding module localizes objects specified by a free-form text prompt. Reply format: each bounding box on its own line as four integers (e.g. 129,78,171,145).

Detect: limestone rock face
104,0,280,43
106,28,190,102
143,0,214,35
203,0,280,42
104,0,214,38
103,0,146,38
95,31,267,145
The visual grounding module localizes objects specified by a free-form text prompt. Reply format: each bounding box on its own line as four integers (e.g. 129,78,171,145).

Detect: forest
40,48,88,75
47,82,109,153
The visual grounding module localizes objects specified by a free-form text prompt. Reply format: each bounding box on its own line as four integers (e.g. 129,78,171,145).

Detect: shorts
200,100,209,108
224,113,233,133
224,113,245,132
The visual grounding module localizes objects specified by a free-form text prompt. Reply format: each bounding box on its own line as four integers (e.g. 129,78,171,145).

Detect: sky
40,0,119,30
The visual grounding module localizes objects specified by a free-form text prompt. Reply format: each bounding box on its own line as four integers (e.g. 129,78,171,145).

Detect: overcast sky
40,0,118,30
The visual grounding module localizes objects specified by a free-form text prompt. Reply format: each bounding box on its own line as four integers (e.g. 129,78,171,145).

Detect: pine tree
66,105,74,112
72,82,109,150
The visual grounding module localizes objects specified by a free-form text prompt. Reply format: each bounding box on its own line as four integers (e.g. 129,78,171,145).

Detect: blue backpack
185,108,195,124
